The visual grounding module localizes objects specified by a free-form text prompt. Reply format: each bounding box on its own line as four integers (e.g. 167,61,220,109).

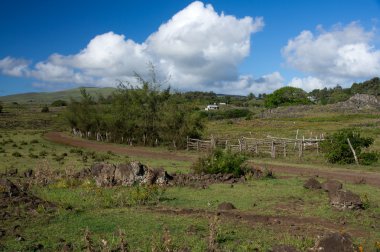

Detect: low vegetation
192,149,248,176
321,128,378,165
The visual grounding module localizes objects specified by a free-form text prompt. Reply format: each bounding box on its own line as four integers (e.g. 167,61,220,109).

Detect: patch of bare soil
145,206,368,238
259,164,380,188
44,132,196,162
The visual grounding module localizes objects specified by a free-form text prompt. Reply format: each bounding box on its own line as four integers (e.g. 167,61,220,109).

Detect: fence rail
187,133,324,158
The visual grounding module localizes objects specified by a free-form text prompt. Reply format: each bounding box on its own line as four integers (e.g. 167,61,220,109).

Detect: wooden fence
187,134,324,158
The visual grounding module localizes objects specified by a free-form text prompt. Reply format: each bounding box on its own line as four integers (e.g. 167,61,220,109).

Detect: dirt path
44,132,196,162
145,206,367,237
44,132,380,187
256,163,380,188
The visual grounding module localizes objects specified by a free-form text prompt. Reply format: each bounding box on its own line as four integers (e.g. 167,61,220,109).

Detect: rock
0,178,20,197
309,232,354,252
303,178,322,190
91,163,116,187
321,180,342,193
329,190,363,210
271,245,299,252
217,202,236,210
114,162,148,186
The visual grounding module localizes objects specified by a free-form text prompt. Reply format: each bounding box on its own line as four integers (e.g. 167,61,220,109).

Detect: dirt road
44,131,196,162
44,132,380,187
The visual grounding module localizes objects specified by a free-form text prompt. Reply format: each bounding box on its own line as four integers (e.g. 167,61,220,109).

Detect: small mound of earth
328,190,363,210
217,202,236,210
270,245,299,252
309,232,354,252
0,179,56,221
321,180,342,193
303,178,322,190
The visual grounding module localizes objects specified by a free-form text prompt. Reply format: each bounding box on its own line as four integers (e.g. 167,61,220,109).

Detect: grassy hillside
0,87,116,104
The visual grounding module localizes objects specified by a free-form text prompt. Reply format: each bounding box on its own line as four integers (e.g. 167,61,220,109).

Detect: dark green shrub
51,99,68,107
41,105,49,113
320,128,374,165
358,152,379,165
199,109,251,120
28,153,39,159
12,151,22,157
39,150,49,157
192,149,247,176
20,140,28,145
30,139,39,144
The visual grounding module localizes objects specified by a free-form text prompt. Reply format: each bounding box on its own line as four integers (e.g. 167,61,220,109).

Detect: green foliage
199,108,251,120
320,128,376,165
51,99,68,107
264,86,311,108
351,77,380,96
12,151,22,157
64,74,204,148
192,149,247,176
41,105,49,113
0,102,3,113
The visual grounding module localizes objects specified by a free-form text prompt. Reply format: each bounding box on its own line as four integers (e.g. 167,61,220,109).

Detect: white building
205,104,219,111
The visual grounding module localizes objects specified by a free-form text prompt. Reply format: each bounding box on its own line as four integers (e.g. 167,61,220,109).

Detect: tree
264,86,311,108
320,128,377,165
0,102,3,113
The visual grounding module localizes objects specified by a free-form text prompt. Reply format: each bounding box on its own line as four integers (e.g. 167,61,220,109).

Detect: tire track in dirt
144,206,368,237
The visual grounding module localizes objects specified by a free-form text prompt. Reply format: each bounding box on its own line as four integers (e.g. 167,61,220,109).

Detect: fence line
187,133,324,158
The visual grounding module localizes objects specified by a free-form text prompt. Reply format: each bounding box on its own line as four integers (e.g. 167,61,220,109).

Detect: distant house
205,104,219,111
219,102,226,105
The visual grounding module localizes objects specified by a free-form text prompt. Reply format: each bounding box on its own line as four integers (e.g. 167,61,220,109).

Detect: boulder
0,178,20,197
329,190,363,210
217,202,236,210
321,180,342,193
91,163,116,187
114,161,148,186
271,245,299,252
308,232,354,252
303,178,322,190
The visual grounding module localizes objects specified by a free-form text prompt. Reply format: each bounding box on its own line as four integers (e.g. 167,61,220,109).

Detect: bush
358,152,379,165
30,139,39,144
320,128,375,165
12,151,22,157
192,149,247,176
41,105,49,113
51,99,68,107
199,109,251,120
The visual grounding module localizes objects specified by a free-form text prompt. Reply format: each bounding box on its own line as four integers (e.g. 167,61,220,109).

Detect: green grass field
1,103,380,251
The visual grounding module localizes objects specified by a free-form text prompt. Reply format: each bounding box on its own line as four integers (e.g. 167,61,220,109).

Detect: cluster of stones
304,178,363,210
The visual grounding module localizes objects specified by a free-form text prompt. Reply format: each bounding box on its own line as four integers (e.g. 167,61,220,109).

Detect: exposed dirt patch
44,132,196,162
145,206,368,238
255,163,380,188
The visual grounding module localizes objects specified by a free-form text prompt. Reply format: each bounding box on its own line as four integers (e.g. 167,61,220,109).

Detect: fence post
197,140,199,152
186,136,189,151
283,142,287,157
238,139,242,153
271,141,275,158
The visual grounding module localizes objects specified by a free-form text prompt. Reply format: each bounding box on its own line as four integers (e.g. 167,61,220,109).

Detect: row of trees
65,77,204,148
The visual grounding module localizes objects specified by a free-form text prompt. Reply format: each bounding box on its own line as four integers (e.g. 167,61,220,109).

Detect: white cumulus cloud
0,1,266,94
282,22,380,89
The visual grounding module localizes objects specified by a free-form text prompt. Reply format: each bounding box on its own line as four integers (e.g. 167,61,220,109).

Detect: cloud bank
0,1,276,94
283,22,380,91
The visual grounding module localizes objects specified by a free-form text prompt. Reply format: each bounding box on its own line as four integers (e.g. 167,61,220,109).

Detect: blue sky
1,0,380,95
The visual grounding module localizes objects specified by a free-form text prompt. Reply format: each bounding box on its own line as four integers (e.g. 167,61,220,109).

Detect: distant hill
0,87,116,104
